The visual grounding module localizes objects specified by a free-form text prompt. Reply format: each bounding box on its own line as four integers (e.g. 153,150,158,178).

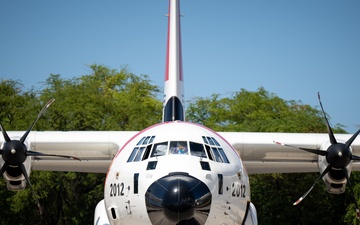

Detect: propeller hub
326,143,351,168
2,140,27,165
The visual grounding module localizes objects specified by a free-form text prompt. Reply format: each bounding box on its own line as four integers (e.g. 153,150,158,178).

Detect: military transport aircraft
1,0,360,224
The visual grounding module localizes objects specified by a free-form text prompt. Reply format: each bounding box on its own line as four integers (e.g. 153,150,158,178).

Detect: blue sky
0,0,359,133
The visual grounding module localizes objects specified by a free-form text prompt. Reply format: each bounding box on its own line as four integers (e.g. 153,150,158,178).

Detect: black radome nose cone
145,173,211,225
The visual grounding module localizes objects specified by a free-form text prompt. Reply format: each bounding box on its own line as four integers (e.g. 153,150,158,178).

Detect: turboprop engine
275,93,360,218
0,99,80,213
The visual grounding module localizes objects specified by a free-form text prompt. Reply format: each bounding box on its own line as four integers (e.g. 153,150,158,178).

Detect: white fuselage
104,121,250,225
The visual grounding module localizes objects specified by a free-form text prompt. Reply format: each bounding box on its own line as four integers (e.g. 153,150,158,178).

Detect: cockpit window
128,136,156,162
212,147,223,162
143,136,151,145
190,142,207,158
136,137,145,145
211,137,220,146
202,136,230,164
202,136,208,144
206,137,215,145
142,145,152,160
149,136,155,144
150,142,168,157
218,148,230,163
127,147,139,162
205,145,213,161
134,147,145,161
128,135,229,163
169,141,188,155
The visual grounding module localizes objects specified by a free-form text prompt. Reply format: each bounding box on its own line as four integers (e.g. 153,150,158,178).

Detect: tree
0,65,162,224
187,87,344,133
39,65,162,131
187,87,351,225
1,72,358,224
0,80,39,130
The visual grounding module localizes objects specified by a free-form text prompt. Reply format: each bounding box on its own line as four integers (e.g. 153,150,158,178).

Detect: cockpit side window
150,142,168,157
218,148,230,163
190,142,207,158
128,136,156,162
142,144,153,160
206,137,215,145
212,147,223,162
127,147,139,162
211,137,220,146
149,136,155,144
136,137,145,145
202,136,209,144
169,141,188,155
143,136,151,145
205,145,214,161
202,136,230,163
134,147,145,161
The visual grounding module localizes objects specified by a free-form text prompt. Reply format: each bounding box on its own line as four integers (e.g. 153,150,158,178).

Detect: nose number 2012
231,182,246,198
110,182,125,197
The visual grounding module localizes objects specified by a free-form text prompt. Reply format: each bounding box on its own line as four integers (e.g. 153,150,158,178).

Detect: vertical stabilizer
162,0,185,122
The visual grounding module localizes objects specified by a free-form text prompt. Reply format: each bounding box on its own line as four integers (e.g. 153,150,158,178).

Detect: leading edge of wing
1,131,138,173
219,132,360,174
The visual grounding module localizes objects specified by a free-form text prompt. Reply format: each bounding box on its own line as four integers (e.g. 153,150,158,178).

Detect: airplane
1,0,360,224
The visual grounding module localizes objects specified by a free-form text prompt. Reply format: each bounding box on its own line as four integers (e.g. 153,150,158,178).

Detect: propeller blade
0,162,9,176
0,123,11,142
352,155,360,161
274,141,327,156
346,129,360,148
318,92,337,144
20,164,43,215
20,99,55,144
342,167,360,219
293,164,331,206
27,151,81,161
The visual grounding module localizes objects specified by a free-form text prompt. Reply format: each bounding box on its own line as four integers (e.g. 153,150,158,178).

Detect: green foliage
0,65,162,224
250,173,351,225
0,80,39,130
38,65,162,131
0,71,357,224
344,172,360,225
187,87,345,133
187,87,355,224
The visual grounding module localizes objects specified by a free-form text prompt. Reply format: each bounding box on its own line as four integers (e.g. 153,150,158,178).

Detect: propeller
274,92,360,219
0,99,81,215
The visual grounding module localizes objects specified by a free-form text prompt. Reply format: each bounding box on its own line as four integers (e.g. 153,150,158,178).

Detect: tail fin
162,0,185,122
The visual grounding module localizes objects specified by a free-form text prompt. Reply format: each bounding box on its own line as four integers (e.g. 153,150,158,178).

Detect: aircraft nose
145,173,212,225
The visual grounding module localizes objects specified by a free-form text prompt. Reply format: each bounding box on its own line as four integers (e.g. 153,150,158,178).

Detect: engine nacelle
0,138,33,191
318,140,352,194
243,202,258,225
94,199,110,225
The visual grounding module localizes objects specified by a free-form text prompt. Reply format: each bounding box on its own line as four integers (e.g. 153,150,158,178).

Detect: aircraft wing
1,131,138,173
219,132,360,174
2,131,360,174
